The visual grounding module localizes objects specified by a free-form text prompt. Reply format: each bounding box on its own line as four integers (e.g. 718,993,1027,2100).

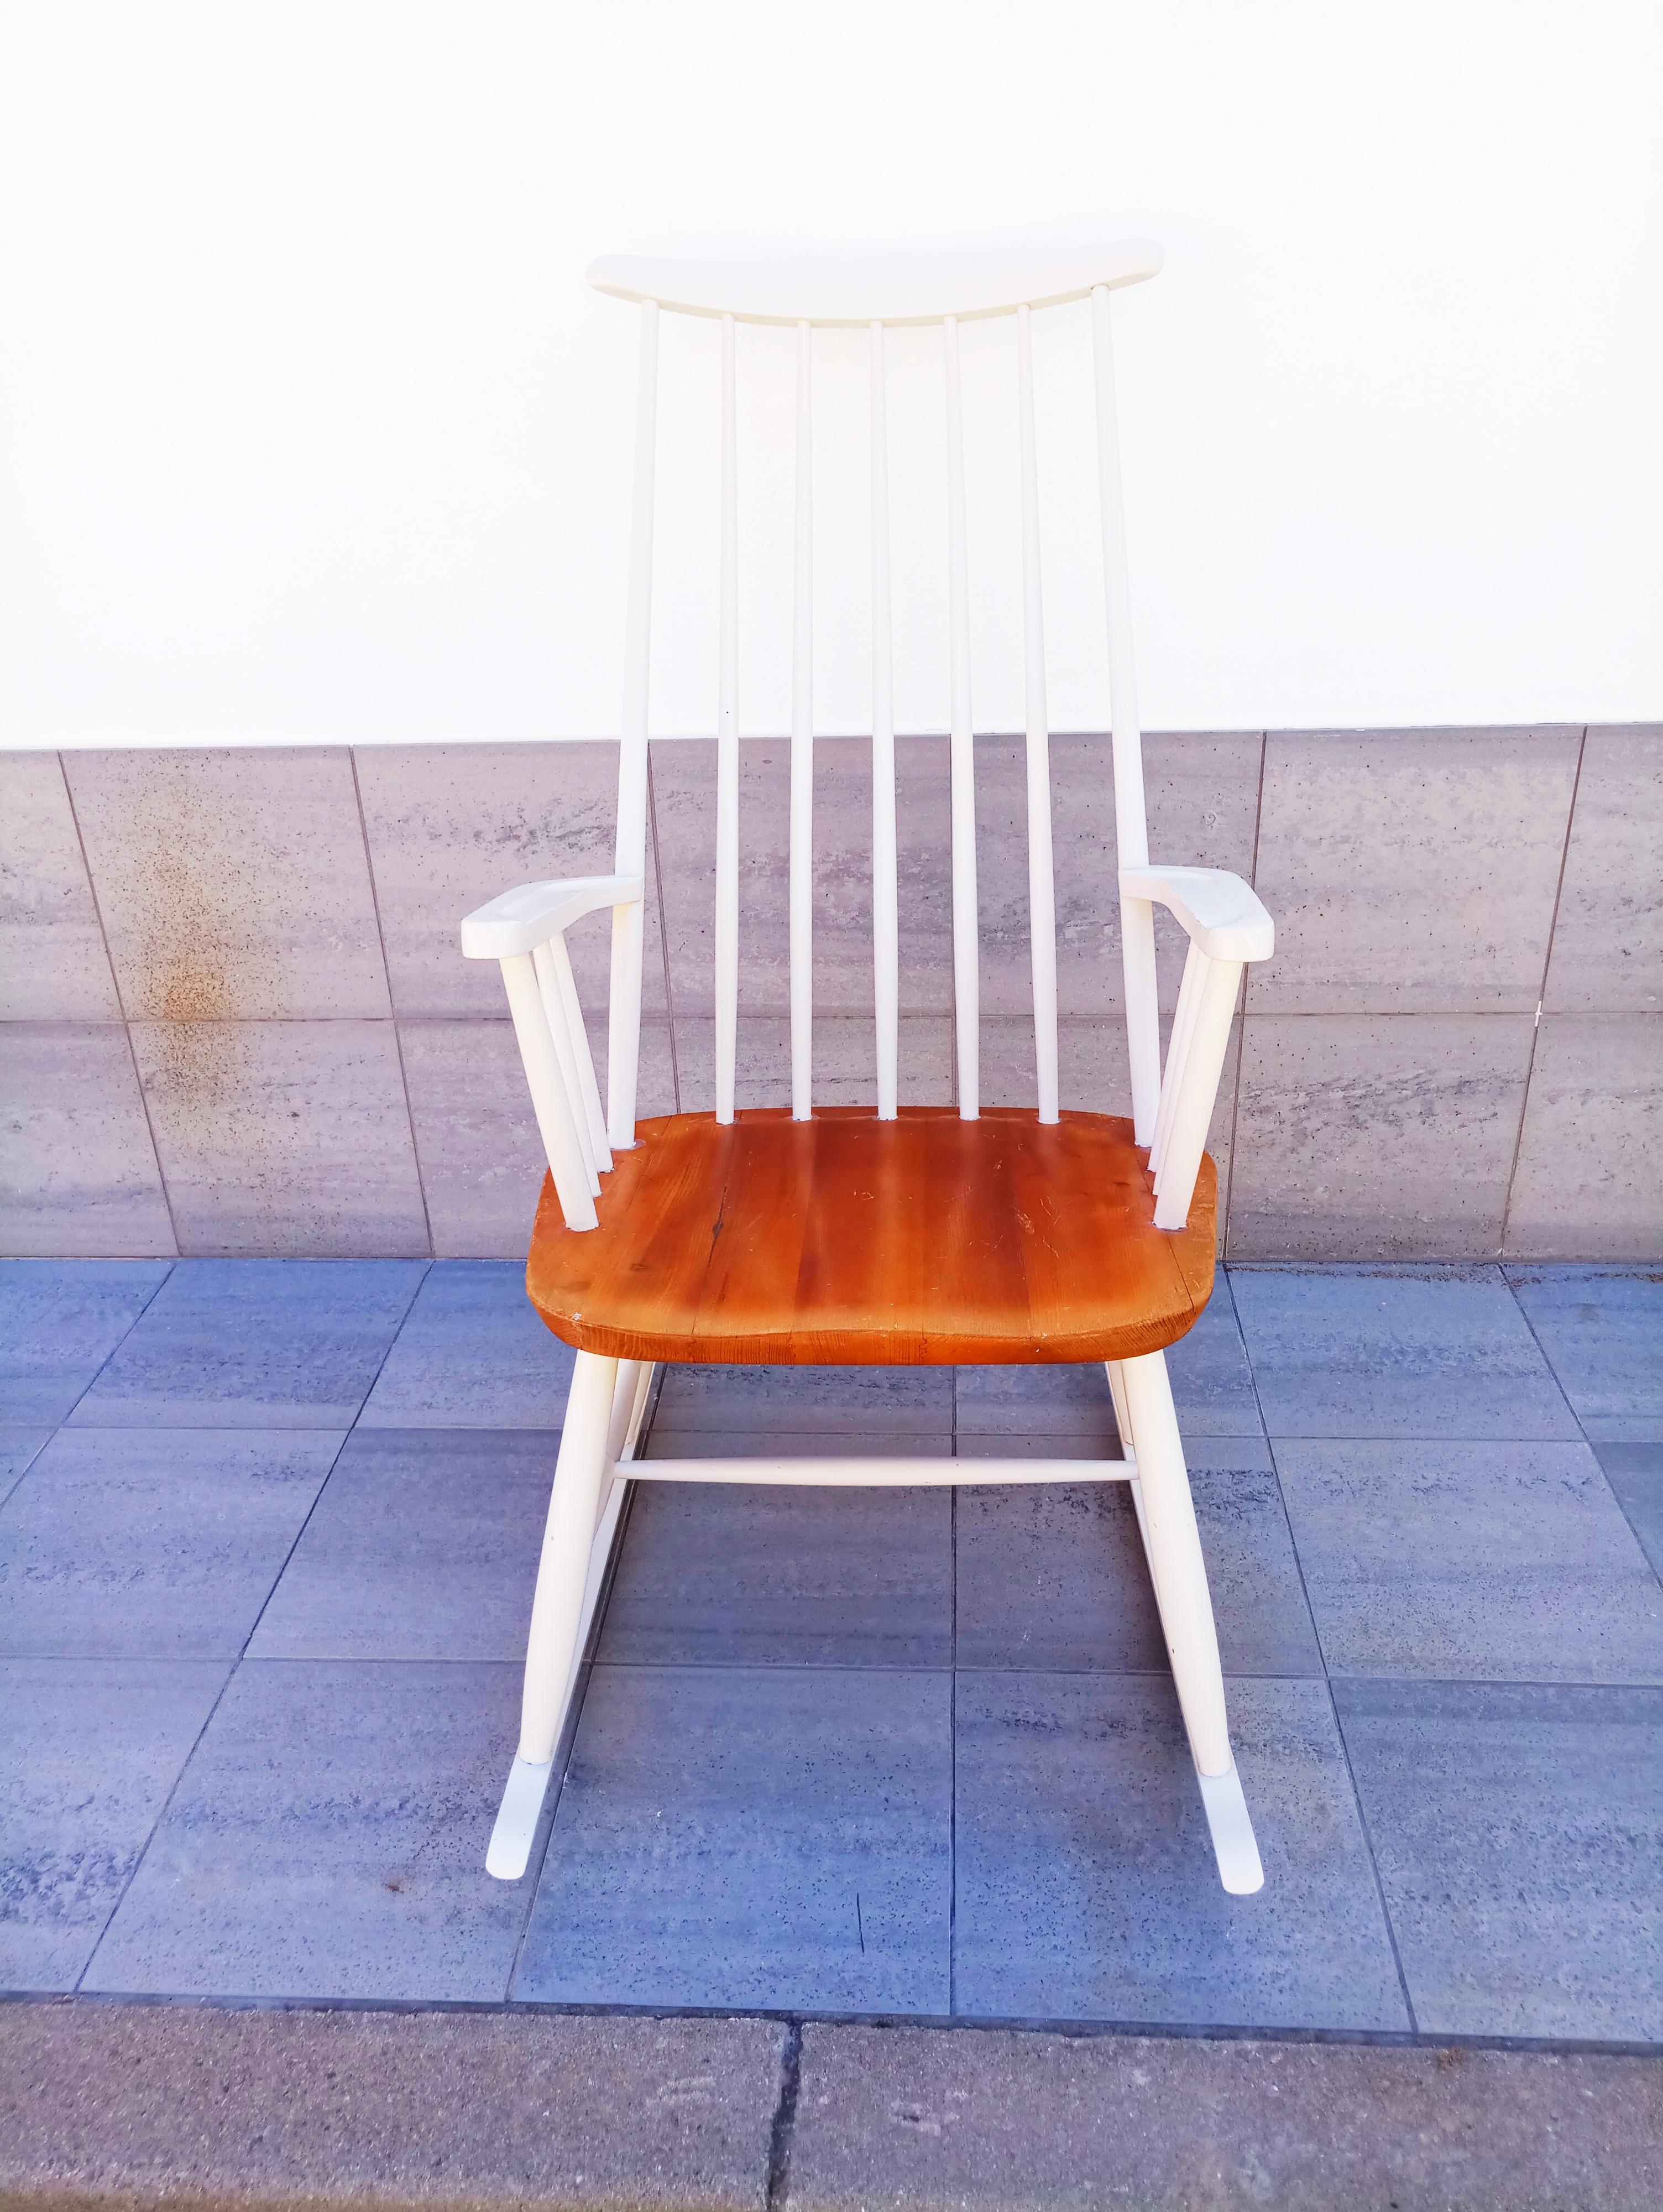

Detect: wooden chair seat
526,1105,1216,1365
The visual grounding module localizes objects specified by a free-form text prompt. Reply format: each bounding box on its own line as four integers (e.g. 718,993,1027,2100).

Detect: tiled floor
3,1258,1661,2042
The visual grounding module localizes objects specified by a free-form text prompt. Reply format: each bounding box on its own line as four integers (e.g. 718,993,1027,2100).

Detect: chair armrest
458,873,642,1235
1120,868,1273,1232
459,874,644,961
1120,865,1274,963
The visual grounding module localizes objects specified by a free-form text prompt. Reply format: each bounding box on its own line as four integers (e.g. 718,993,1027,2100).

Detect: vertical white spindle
1091,284,1159,1146
869,321,900,1120
715,312,739,1125
533,941,600,1195
1150,940,1201,1178
1153,956,1241,1231
790,320,814,1120
548,931,611,1172
943,315,979,1120
500,952,598,1231
608,300,658,1150
1017,304,1059,1124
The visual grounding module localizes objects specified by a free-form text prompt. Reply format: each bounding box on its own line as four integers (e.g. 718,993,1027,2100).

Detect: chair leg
594,1358,651,1535
1105,1360,1158,1593
1117,1350,1264,1896
486,1349,619,1880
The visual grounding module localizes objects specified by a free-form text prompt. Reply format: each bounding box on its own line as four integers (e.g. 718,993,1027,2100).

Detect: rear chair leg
486,1350,619,1880
1115,1350,1264,1895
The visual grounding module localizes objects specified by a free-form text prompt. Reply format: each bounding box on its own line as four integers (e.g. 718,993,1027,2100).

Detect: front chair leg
1118,1350,1264,1896
1105,1360,1158,1597
486,1349,619,1880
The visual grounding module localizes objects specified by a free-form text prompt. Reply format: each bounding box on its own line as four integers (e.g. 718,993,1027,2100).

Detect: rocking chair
461,241,1275,1894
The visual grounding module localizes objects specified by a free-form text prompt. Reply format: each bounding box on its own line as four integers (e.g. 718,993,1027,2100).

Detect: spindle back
592,242,1167,1149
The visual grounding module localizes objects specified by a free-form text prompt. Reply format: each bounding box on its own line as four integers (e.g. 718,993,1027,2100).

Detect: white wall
2,0,1659,748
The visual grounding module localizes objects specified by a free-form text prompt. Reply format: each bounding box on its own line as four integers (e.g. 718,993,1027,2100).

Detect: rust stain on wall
121,763,281,1219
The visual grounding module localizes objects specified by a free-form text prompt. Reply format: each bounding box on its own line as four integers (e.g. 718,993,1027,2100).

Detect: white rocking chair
461,241,1275,1895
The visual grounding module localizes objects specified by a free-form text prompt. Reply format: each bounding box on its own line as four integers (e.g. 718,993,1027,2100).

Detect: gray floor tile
0,1658,228,1992
1506,1266,1663,1441
953,1673,1406,2031
1231,1265,1580,1438
599,1474,952,1668
0,1261,171,1425
1186,1448,1327,1678
357,1263,574,1428
952,1364,1123,1444
954,1480,1162,1673
1277,1439,1663,1683
652,1363,953,1436
0,1430,53,1512
85,1660,530,2002
1171,1280,1264,1436
69,1261,425,1430
1594,1441,1663,1580
1335,1679,1663,2042
0,1430,342,1658
955,1443,1322,1678
516,1664,952,2014
248,1431,561,1662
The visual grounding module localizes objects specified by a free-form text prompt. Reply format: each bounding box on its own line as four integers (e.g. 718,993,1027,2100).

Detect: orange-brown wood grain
525,1105,1216,1365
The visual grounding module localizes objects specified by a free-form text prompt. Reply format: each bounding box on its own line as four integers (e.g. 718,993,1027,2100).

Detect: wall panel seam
1499,724,1587,1258
350,746,434,1258
56,749,181,1259
1222,731,1268,1259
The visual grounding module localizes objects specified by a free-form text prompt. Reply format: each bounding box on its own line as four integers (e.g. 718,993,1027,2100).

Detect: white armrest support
459,874,644,962
1120,866,1275,1232
458,874,642,1234
1119,865,1274,964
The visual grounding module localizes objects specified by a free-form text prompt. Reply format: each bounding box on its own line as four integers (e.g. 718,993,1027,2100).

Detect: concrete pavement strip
2,2002,1660,2212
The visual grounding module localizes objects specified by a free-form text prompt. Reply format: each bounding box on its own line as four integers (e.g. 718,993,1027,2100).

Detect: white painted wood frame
462,242,1275,1900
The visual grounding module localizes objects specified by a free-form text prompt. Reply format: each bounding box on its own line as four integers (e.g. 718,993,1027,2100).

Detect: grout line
351,749,435,1259
15,1655,1651,1689
563,1659,1656,1691
54,1262,177,1428
57,753,184,1260
1317,1679,1421,2037
50,1652,1634,1689
344,1260,434,1432
0,1430,55,1516
1499,1271,1597,1447
1230,1283,1421,2035
1498,726,1586,1260
1584,1452,1663,1600
1502,1276,1663,1595
21,1985,1663,2057
71,1652,244,1996
74,1259,436,1987
646,745,682,1114
7,1005,1618,1029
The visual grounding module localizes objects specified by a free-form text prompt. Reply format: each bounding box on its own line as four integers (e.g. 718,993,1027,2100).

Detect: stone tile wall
2,728,1657,1260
